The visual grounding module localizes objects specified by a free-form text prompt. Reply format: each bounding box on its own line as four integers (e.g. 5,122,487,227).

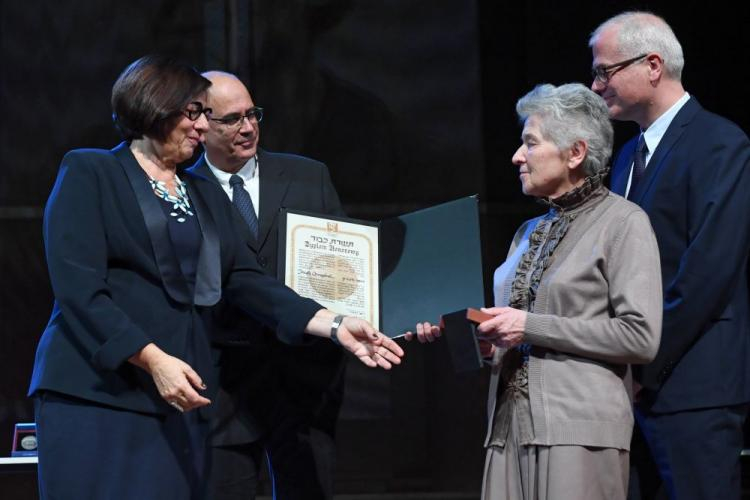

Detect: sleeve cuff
275,299,325,345
91,328,152,371
523,313,552,346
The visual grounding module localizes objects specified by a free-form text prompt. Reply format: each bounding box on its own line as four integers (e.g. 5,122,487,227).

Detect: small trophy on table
11,422,37,457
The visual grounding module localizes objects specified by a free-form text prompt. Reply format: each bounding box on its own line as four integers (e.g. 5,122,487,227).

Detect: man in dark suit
589,11,750,500
187,71,345,500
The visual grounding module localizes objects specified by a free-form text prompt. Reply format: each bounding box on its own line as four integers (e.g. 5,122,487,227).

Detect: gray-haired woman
476,83,662,500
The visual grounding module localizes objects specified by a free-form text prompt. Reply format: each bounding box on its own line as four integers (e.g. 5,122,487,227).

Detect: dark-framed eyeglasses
591,54,648,84
209,107,264,127
182,103,213,121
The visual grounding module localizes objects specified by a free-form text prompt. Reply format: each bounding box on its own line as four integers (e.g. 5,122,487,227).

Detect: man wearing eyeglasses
187,71,345,500
589,11,750,500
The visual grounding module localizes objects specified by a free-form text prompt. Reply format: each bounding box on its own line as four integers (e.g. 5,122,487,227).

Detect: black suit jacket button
258,256,268,268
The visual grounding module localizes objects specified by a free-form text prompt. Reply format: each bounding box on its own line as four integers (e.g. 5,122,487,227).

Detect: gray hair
516,83,613,177
590,11,684,81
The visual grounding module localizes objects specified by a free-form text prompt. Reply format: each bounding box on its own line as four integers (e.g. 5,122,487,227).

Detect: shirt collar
204,154,258,190
642,92,690,153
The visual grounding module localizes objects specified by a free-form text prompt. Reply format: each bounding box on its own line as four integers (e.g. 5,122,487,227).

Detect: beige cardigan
485,190,662,450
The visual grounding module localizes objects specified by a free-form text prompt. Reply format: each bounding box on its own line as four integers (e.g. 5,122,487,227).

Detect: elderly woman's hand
478,339,496,358
403,321,442,343
476,307,527,349
129,343,211,412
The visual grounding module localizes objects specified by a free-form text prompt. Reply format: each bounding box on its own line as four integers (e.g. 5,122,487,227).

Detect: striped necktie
229,174,259,239
628,133,648,200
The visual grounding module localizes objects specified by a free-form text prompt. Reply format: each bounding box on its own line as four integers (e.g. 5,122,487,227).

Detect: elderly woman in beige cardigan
476,83,662,500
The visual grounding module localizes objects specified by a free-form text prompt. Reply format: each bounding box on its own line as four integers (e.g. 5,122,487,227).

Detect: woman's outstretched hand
305,310,404,369
335,316,405,369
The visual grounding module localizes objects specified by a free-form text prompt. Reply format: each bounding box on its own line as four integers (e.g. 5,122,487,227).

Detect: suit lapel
629,97,700,204
611,139,636,196
184,172,222,306
258,149,290,250
185,156,219,186
188,154,263,252
113,143,192,304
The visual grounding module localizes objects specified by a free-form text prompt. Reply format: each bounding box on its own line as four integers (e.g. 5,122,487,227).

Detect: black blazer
611,97,750,412
28,143,322,415
187,150,346,445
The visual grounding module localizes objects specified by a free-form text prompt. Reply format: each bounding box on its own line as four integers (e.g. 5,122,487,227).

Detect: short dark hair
111,55,211,141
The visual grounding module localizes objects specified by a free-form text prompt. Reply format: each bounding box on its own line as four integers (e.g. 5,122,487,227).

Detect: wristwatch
330,314,345,346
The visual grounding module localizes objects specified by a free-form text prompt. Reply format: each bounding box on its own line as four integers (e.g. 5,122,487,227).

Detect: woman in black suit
28,55,403,500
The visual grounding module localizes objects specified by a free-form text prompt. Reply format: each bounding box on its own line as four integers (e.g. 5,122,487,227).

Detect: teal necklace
149,174,194,223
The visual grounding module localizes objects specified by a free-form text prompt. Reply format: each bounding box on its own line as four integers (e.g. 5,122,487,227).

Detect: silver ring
169,401,185,413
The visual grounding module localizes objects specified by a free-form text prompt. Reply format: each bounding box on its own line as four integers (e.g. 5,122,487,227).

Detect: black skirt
34,391,208,500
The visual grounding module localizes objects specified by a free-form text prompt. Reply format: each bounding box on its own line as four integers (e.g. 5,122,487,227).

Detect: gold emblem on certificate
308,255,358,300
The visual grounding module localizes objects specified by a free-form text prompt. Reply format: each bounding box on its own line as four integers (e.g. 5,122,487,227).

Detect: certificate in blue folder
278,195,485,340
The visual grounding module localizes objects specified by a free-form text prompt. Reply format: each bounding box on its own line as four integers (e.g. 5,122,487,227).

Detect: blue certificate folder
379,196,485,336
278,195,485,338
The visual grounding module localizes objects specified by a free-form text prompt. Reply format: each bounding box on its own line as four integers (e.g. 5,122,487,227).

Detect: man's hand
403,321,441,343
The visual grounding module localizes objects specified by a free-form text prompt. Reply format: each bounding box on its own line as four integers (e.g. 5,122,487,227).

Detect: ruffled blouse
490,168,609,447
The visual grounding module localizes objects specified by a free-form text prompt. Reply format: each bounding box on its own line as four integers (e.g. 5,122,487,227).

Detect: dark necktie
229,174,259,239
628,133,649,200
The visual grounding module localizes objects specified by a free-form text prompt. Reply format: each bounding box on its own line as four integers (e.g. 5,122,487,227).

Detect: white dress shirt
624,92,690,197
205,155,260,217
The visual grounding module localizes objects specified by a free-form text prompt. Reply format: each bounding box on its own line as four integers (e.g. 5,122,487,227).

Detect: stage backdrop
1,0,749,497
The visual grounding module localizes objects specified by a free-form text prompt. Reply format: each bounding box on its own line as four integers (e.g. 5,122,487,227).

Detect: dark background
2,0,749,496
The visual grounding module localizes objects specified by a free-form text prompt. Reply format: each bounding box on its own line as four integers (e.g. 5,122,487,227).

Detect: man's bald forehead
201,70,240,83
201,71,252,103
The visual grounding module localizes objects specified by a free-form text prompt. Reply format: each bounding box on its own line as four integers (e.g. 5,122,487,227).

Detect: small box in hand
440,308,492,373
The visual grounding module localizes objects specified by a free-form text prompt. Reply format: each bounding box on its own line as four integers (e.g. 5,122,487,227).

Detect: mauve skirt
481,400,629,500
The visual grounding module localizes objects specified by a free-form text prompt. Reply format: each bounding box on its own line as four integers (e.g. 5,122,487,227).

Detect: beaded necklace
148,174,194,223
